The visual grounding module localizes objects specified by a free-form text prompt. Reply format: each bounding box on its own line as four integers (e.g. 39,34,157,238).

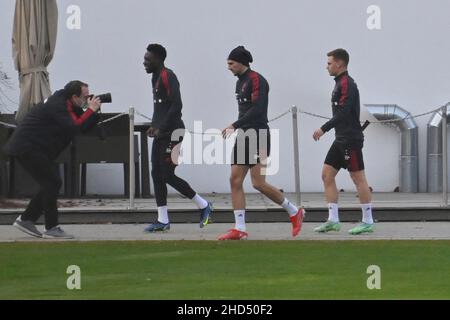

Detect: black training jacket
321,71,364,143
3,90,99,160
151,67,185,135
232,69,269,130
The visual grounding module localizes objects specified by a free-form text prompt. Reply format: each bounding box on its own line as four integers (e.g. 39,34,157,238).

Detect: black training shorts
324,140,365,172
232,129,271,167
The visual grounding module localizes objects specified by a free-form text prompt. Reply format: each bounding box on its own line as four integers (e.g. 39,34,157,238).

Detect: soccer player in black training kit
143,44,212,232
219,46,305,240
313,48,374,235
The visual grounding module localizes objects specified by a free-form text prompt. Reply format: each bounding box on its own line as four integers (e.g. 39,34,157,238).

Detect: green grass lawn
0,241,449,300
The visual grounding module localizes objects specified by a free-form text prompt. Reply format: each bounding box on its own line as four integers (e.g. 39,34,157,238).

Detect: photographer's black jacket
233,69,269,130
151,67,185,135
321,71,364,143
4,90,99,159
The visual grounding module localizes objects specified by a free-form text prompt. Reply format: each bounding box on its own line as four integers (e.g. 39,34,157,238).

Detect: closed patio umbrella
12,0,58,122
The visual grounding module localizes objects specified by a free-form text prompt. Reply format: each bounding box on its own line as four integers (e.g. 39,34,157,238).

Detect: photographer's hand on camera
147,127,160,138
88,96,102,112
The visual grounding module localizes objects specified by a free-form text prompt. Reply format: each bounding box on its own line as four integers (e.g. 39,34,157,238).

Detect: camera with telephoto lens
89,93,112,103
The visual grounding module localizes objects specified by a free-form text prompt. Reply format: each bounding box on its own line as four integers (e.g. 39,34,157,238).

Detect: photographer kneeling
3,80,102,239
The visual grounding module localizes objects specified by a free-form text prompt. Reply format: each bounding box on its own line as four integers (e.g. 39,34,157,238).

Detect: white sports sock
157,206,169,224
362,203,374,224
234,210,246,232
282,199,299,217
328,203,339,223
192,194,208,209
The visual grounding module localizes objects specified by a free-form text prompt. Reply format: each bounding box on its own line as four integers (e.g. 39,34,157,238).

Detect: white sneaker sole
42,234,75,240
13,222,42,238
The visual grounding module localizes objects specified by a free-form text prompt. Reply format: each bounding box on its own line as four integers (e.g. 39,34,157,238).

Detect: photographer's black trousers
16,151,62,230
151,135,196,207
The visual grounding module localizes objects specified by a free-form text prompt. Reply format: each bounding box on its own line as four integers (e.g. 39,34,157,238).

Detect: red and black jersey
321,71,364,143
151,67,185,135
3,90,99,159
232,69,269,130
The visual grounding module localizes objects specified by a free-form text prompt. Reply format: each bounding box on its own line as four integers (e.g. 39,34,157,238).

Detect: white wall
1,0,449,194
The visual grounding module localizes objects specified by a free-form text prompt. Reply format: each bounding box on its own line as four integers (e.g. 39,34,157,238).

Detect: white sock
157,206,169,224
234,210,246,232
328,203,339,223
192,194,208,209
282,199,299,217
362,203,374,224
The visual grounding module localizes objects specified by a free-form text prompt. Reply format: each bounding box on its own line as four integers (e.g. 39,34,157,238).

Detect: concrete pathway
0,222,449,242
